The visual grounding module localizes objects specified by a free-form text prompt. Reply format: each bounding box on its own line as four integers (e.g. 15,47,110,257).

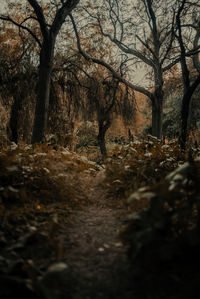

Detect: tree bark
179,74,200,149
151,92,163,139
176,0,200,149
98,130,107,156
32,37,55,143
97,119,111,156
179,93,190,150
151,62,164,139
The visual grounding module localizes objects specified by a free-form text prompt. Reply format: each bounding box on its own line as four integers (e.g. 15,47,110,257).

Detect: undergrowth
102,136,200,298
0,142,103,298
107,137,200,299
120,158,200,298
1,137,200,299
104,135,185,202
0,142,101,227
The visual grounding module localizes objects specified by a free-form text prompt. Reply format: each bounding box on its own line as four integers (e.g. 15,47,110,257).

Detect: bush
76,122,98,150
121,158,200,299
104,136,184,200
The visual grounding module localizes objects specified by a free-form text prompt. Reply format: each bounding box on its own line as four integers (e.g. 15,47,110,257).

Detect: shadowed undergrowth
1,138,200,299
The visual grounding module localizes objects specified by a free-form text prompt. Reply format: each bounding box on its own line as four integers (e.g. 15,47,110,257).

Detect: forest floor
61,172,143,299
0,146,144,299
1,140,200,299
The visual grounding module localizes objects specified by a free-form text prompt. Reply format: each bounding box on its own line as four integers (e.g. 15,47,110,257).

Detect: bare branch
97,16,154,68
162,43,200,72
69,13,154,101
0,15,42,47
135,33,155,59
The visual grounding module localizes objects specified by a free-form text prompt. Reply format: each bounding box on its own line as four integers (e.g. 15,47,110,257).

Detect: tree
86,78,117,155
0,21,37,144
61,59,136,155
0,0,80,143
86,74,135,155
71,0,172,138
71,0,199,139
176,0,200,149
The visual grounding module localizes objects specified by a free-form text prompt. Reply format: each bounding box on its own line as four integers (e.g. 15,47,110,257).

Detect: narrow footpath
61,173,145,299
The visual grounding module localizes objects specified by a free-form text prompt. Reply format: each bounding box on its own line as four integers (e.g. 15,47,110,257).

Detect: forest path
61,172,144,299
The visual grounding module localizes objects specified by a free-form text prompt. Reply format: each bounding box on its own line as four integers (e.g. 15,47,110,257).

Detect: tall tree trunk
151,89,163,139
176,1,190,150
32,38,55,143
179,75,200,149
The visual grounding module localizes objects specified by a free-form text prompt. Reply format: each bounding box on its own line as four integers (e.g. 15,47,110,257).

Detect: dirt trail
61,173,144,299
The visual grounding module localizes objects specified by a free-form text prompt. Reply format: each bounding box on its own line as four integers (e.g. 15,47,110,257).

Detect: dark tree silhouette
87,78,120,156
0,0,80,143
176,0,200,149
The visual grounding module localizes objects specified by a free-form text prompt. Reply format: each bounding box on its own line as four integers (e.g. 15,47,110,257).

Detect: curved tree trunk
32,38,55,143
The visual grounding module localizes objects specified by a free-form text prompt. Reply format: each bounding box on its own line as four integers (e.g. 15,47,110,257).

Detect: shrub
121,158,200,298
76,122,98,150
104,136,184,200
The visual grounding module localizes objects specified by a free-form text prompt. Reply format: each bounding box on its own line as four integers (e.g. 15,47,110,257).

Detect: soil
60,173,145,299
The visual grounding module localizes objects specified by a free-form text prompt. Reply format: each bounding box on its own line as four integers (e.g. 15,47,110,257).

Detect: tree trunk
179,93,190,150
9,95,22,143
98,119,111,156
151,92,163,139
32,38,55,143
179,74,200,150
98,130,107,156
